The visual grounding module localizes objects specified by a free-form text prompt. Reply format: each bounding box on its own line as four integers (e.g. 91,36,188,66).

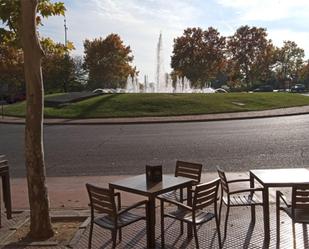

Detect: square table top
250,168,309,187
109,174,193,197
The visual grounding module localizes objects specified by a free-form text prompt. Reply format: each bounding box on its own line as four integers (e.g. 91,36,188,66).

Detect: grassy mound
4,92,309,118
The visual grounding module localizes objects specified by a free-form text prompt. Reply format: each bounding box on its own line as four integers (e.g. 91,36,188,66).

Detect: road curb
1,106,309,125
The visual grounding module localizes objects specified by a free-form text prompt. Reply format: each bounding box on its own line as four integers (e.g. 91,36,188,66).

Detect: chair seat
159,189,188,202
165,207,215,225
282,207,309,223
95,211,145,229
223,194,262,206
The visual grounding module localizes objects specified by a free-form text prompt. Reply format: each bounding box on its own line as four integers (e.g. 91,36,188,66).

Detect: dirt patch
5,219,83,246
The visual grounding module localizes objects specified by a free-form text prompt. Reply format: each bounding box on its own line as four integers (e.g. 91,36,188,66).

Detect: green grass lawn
4,92,309,118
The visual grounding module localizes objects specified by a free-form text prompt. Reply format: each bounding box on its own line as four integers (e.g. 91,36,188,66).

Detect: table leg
263,186,270,247
187,185,193,238
249,172,256,224
148,196,156,248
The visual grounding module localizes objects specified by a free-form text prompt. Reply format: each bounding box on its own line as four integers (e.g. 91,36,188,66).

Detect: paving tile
1,191,307,248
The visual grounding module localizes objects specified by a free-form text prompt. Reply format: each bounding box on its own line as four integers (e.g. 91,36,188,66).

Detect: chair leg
292,221,296,249
119,228,122,241
88,222,94,249
161,200,165,248
276,204,280,248
216,215,222,249
180,220,184,235
193,224,199,249
218,197,223,225
111,229,118,249
2,173,12,219
179,192,183,234
0,190,1,227
251,206,256,224
224,205,230,240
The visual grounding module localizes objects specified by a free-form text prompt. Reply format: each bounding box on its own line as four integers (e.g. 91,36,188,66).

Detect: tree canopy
0,0,66,47
171,27,226,88
227,25,273,89
274,41,304,89
0,1,80,96
0,43,24,97
171,25,307,91
83,34,137,89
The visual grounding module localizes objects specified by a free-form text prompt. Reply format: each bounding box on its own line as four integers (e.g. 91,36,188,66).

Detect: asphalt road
1,114,309,178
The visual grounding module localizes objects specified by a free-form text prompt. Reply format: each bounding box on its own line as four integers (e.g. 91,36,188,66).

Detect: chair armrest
276,191,290,208
159,197,192,211
227,178,250,184
118,200,148,215
229,187,264,195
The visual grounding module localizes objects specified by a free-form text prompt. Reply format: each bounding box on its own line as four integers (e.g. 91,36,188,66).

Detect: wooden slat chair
158,160,202,233
159,178,222,249
276,184,309,248
159,160,202,202
86,183,149,249
217,167,264,239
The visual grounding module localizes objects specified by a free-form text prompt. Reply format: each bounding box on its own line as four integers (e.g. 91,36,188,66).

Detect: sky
40,0,309,82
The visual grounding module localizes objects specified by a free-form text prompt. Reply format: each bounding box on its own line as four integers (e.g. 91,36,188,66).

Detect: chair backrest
216,167,229,194
0,159,9,176
193,178,220,210
86,183,116,217
291,184,309,216
175,160,202,185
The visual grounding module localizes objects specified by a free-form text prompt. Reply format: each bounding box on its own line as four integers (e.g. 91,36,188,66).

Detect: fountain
125,74,140,93
155,33,166,92
125,33,221,94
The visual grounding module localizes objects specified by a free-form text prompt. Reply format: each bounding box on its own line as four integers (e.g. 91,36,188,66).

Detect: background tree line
171,26,309,91
1,25,309,99
0,33,136,98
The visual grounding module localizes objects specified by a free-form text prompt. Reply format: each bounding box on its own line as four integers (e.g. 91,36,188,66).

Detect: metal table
109,174,193,248
250,168,309,247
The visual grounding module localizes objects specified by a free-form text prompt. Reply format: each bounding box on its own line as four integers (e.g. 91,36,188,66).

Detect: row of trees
2,25,309,98
0,38,85,96
171,26,309,90
0,33,137,97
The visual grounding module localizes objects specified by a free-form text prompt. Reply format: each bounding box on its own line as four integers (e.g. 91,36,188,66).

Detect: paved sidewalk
0,172,301,248
1,105,309,125
8,172,291,210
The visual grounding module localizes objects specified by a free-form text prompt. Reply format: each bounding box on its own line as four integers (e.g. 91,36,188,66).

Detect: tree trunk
20,0,54,239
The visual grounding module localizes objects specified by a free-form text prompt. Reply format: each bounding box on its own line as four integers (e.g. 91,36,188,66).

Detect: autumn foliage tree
0,44,24,98
299,60,309,89
171,27,226,88
227,25,273,89
41,38,76,93
274,41,304,89
83,34,137,89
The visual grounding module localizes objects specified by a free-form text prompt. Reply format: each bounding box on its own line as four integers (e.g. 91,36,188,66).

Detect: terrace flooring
1,202,308,248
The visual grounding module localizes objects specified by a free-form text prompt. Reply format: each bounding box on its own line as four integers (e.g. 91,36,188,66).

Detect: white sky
40,0,309,82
